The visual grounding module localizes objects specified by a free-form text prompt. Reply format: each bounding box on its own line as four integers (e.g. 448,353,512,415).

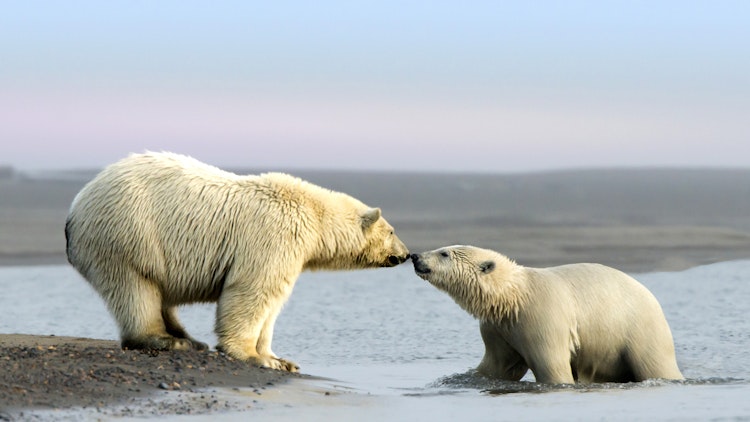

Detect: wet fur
412,245,683,384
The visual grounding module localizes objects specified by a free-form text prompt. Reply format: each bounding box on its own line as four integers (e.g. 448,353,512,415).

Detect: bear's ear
360,207,382,230
479,260,496,274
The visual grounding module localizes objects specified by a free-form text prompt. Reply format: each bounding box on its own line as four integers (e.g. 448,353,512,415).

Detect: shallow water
2,261,750,420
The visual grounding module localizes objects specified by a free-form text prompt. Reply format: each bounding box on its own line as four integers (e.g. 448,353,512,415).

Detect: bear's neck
302,203,366,271
463,263,528,323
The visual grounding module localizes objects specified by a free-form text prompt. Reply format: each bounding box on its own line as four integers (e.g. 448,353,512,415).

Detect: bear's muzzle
386,254,409,267
410,253,431,275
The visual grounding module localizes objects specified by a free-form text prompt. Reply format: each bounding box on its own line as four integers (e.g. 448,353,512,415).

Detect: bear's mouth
382,254,408,267
412,262,431,276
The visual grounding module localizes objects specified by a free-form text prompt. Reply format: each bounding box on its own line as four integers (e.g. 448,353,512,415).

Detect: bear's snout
411,253,431,275
387,254,408,266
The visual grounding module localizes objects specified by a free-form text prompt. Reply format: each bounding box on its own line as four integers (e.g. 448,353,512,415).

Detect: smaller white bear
411,245,683,384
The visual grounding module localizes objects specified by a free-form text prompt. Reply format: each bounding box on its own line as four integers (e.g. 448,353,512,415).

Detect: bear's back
529,263,672,369
534,263,665,321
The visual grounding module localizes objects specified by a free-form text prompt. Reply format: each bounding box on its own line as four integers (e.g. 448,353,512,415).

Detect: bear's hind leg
162,306,209,351
103,269,192,351
626,349,684,382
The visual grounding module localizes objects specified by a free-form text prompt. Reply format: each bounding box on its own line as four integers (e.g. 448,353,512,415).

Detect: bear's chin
413,268,431,279
381,255,407,267
411,260,431,275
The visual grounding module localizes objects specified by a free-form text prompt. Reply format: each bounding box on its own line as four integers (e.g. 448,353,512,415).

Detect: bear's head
307,206,409,271
410,245,525,321
358,207,410,267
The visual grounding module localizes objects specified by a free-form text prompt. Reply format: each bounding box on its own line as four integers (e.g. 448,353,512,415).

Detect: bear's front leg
524,347,576,384
214,279,298,372
214,344,288,370
256,298,300,373
477,322,528,380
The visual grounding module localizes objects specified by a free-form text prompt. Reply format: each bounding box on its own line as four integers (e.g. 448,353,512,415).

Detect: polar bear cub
411,245,683,384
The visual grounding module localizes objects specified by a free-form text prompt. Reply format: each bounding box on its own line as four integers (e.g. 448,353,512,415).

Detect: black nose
410,253,420,262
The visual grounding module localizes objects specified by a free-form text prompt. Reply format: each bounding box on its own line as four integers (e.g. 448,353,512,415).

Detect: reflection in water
429,369,743,396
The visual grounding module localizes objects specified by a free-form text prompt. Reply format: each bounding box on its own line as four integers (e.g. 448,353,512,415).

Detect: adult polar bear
411,245,683,384
66,152,409,372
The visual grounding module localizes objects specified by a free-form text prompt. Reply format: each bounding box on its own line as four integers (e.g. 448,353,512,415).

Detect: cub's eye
440,251,450,258
389,230,394,235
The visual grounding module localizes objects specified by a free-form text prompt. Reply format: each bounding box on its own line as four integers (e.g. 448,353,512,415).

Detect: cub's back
530,263,666,329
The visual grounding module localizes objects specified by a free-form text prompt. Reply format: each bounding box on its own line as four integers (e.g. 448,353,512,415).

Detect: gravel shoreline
0,334,298,420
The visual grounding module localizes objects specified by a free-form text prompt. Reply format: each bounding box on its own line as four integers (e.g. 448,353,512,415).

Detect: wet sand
2,168,750,418
0,334,297,420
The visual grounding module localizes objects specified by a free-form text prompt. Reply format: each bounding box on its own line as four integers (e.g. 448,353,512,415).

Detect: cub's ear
361,207,382,230
479,260,496,274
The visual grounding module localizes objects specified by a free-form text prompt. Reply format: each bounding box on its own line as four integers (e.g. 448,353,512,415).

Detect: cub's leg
162,306,209,351
525,346,576,384
477,322,528,380
626,341,684,381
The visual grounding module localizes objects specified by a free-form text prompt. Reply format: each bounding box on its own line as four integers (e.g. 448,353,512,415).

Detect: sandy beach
2,168,750,419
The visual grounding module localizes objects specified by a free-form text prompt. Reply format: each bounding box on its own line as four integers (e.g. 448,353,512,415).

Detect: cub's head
411,245,498,290
410,245,524,321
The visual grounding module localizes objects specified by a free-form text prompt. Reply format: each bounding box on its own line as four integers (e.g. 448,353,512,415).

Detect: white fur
66,152,409,371
412,245,683,384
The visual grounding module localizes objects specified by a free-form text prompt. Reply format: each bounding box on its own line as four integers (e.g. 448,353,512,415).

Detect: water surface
2,261,749,420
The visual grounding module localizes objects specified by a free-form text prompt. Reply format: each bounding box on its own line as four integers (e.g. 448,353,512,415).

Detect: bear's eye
440,251,449,258
389,230,394,236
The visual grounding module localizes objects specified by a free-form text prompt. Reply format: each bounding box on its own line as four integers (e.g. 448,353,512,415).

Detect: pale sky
1,1,749,173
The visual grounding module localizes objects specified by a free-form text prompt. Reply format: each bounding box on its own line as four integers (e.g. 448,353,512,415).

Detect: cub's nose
410,253,420,262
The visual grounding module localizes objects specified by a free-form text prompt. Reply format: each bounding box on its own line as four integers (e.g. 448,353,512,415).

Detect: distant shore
5,224,750,274
3,168,750,272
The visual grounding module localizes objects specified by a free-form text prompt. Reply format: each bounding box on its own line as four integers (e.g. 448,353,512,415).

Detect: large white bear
411,245,683,384
65,152,409,372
